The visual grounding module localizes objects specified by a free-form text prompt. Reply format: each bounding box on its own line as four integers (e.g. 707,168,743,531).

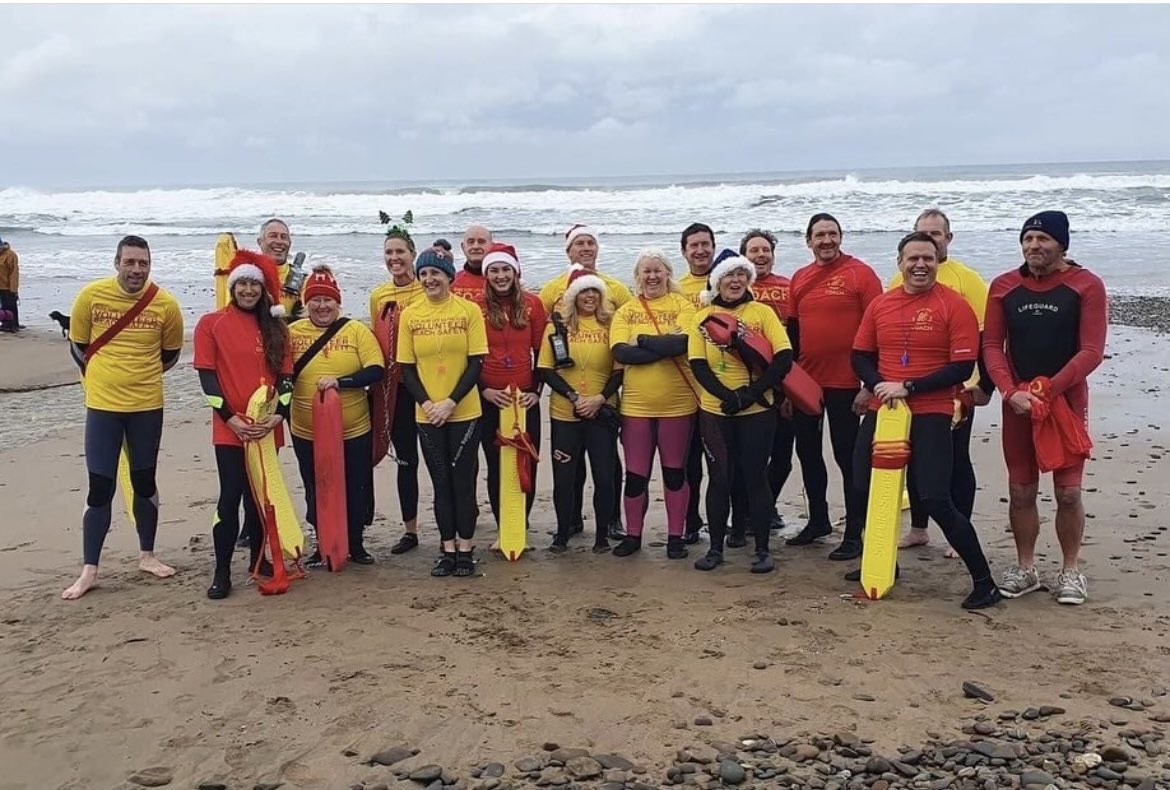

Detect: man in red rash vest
451,224,492,305
784,213,883,561
983,210,1107,606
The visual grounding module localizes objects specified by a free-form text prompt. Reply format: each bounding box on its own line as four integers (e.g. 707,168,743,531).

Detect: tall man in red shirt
848,231,1001,609
785,213,883,560
983,211,1107,606
451,224,492,304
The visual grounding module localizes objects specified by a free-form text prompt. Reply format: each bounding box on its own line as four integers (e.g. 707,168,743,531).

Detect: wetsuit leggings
909,411,976,532
292,431,374,553
573,449,623,527
0,290,17,330
731,410,796,530
793,387,866,535
686,428,708,530
621,415,693,539
551,418,618,542
384,383,420,524
701,410,777,554
480,397,541,522
853,412,991,583
81,408,164,566
418,419,482,542
211,445,262,576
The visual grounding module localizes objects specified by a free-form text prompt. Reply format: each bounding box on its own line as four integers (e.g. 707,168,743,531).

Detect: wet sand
0,326,1167,790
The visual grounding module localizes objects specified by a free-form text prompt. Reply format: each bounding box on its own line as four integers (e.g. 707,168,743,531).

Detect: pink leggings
620,415,694,538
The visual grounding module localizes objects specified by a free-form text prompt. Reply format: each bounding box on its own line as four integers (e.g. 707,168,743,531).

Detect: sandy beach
0,322,1167,790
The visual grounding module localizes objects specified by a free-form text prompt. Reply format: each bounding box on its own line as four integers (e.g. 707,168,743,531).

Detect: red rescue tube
781,362,824,417
369,301,401,466
313,388,349,572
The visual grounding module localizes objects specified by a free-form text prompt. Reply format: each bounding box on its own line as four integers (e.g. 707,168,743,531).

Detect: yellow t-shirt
396,294,489,422
677,272,709,309
610,293,697,418
536,315,616,422
539,269,633,316
889,257,988,388
69,276,184,412
288,318,384,440
687,301,791,416
369,277,425,327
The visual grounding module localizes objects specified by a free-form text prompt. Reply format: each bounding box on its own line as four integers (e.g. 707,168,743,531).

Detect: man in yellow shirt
539,225,633,316
889,208,991,557
258,218,307,319
62,235,185,600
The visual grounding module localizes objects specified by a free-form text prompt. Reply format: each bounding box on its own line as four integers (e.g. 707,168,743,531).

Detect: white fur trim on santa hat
483,248,520,273
699,255,757,306
563,273,607,308
227,263,264,288
565,225,597,249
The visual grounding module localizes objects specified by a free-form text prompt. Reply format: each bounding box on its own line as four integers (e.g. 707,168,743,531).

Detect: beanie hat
302,264,342,304
415,247,456,280
1020,211,1070,251
565,224,597,250
700,249,756,306
562,264,607,307
482,242,521,276
227,250,286,317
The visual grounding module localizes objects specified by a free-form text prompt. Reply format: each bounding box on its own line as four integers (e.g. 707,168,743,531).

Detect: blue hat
1020,211,1069,251
415,247,455,280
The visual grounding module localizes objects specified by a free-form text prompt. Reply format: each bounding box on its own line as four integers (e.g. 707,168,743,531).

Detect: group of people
58,208,1107,611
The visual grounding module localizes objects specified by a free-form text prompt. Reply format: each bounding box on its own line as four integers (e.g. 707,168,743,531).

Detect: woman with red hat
538,266,622,552
369,225,426,556
477,243,548,534
290,264,384,565
194,250,293,600
687,250,793,574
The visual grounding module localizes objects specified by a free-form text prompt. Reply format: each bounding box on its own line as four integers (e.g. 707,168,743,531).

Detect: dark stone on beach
865,756,891,774
482,763,505,778
370,746,418,766
1020,769,1056,785
566,757,602,780
852,693,875,702
753,662,767,670
514,757,542,773
719,760,746,785
408,766,443,783
1099,745,1131,763
973,721,996,735
197,784,227,790
595,755,636,771
963,681,994,702
1038,705,1065,716
694,715,713,726
542,743,560,752
1095,766,1125,781
127,768,173,787
549,748,588,763
1110,696,1133,707
1021,707,1041,720
972,742,1017,760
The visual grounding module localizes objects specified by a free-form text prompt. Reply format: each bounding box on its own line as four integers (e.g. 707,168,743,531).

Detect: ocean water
1,160,1168,328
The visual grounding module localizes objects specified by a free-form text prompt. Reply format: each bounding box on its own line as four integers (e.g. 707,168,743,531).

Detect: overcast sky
2,3,1168,188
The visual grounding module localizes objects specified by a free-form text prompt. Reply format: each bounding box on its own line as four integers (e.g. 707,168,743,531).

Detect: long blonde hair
632,248,682,297
561,286,613,334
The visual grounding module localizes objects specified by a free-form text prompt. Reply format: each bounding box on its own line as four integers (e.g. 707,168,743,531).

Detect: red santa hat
302,264,342,304
564,224,597,250
482,242,520,276
562,264,607,307
227,250,285,317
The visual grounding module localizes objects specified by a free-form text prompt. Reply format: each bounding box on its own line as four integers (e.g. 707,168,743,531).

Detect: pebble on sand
127,767,173,787
369,745,418,766
962,681,995,702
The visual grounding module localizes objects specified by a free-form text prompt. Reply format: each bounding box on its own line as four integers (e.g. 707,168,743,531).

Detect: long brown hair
485,280,529,331
231,286,289,380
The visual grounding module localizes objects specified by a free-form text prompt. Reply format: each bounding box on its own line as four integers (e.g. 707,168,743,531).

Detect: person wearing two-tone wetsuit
983,211,1107,606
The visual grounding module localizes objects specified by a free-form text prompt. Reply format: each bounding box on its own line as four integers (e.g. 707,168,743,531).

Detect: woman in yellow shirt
396,248,489,578
290,265,384,564
369,226,426,555
687,251,793,574
609,249,698,560
538,268,622,553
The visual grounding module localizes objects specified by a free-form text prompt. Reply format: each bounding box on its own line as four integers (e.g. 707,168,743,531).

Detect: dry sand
0,325,1168,790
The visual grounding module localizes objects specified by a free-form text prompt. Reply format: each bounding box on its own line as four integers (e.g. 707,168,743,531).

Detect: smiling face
461,225,492,268
806,219,842,264
575,287,600,316
717,267,751,302
897,240,940,293
419,266,452,299
743,236,774,277
258,220,291,265
232,278,263,311
307,294,340,327
682,230,714,275
486,261,516,295
1021,230,1066,277
567,235,598,269
115,243,151,293
383,236,416,283
637,258,670,299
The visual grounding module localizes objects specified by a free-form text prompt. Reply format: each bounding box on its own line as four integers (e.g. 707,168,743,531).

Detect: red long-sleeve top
480,291,548,391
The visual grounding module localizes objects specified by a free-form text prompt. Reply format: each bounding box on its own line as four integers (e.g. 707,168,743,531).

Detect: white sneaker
999,565,1044,598
1054,569,1088,605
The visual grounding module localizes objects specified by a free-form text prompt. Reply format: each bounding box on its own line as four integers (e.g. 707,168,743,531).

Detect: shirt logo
1017,302,1059,315
823,275,847,295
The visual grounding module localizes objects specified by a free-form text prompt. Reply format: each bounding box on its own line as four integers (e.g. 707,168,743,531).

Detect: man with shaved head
452,224,493,305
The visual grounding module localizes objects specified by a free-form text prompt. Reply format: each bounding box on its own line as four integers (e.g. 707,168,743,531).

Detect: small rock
197,785,227,790
565,757,602,780
1109,696,1133,707
852,693,875,702
973,721,996,735
535,767,568,787
865,756,891,774
549,748,588,763
753,662,767,670
1038,705,1065,716
128,768,173,787
254,784,283,790
792,744,820,762
370,746,417,766
475,781,500,790
694,715,713,726
595,755,636,771
409,766,444,783
482,763,505,778
514,757,542,773
1099,745,1131,763
718,760,746,785
1021,707,1040,720
351,784,364,790
602,769,628,783
962,681,994,702
1020,769,1056,785
542,742,560,752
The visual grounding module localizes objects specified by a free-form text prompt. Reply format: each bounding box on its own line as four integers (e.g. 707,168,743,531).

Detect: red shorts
1000,382,1088,488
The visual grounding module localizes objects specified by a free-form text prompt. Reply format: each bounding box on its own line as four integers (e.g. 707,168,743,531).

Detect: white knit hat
699,249,756,306
564,224,597,250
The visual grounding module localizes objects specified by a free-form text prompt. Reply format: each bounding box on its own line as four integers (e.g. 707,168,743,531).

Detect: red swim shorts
1000,383,1089,488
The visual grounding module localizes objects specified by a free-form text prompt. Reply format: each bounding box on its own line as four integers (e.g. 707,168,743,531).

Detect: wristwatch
568,391,580,404
903,380,916,395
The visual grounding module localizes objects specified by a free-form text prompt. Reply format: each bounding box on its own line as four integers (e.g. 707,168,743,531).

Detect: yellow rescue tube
244,384,304,560
214,233,237,310
860,399,912,600
497,387,530,562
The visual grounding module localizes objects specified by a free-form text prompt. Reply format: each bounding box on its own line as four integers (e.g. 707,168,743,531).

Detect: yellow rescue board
244,385,304,559
497,387,529,562
214,233,237,310
860,399,912,600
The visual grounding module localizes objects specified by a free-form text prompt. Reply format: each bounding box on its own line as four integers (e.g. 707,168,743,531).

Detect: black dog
49,311,70,338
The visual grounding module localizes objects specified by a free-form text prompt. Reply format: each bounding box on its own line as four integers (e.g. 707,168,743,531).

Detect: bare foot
897,528,930,550
489,540,501,553
139,553,176,578
944,547,959,559
62,565,99,600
